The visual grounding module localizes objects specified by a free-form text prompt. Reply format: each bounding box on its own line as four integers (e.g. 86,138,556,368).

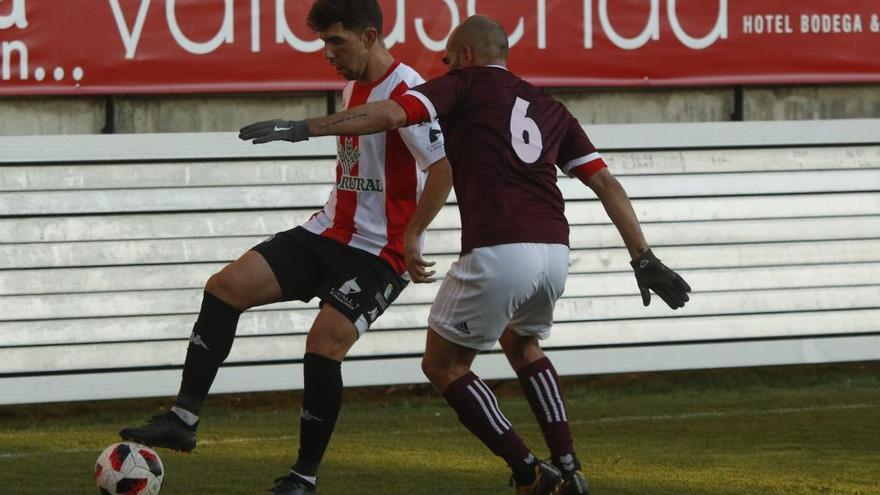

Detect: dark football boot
559,470,590,494
119,411,197,453
268,471,317,495
513,461,563,495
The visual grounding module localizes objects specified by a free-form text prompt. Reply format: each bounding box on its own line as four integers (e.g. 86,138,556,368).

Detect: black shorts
252,227,407,335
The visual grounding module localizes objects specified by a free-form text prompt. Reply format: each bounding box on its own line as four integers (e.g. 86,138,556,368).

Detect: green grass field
2,362,879,495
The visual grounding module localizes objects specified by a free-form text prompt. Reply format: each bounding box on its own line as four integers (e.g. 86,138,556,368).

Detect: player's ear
462,45,475,67
362,27,378,49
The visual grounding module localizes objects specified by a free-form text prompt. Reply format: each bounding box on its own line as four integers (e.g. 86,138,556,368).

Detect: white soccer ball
94,442,164,495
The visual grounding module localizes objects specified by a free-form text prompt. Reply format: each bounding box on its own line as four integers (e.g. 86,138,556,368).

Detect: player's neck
357,49,395,86
482,58,507,69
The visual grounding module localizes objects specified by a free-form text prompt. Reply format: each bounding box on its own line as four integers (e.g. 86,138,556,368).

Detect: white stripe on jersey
562,151,602,175
302,62,446,273
318,83,353,225
349,127,390,255
404,89,438,120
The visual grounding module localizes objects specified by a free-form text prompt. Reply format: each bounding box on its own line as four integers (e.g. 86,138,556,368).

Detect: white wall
1,121,878,404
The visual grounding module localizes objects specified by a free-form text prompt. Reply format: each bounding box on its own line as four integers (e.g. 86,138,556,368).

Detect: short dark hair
307,0,383,34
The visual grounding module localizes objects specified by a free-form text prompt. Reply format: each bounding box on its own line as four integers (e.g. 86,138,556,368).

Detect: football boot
559,470,590,494
513,461,563,495
119,411,197,453
269,471,317,495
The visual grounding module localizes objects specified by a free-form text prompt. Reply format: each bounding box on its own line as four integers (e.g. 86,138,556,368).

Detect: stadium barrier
1,120,879,405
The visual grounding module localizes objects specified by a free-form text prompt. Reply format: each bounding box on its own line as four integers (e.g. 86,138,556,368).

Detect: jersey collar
356,60,401,90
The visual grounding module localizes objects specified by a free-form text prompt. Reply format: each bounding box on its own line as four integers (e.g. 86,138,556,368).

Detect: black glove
238,119,309,144
631,249,692,309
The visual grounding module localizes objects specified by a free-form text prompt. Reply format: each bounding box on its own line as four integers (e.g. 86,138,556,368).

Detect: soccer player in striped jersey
120,2,451,494
239,14,692,495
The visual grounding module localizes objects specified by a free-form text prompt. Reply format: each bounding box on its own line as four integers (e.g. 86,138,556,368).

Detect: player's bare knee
204,271,223,296
501,330,544,369
305,328,355,361
305,345,346,363
204,269,248,310
421,356,460,388
421,355,440,384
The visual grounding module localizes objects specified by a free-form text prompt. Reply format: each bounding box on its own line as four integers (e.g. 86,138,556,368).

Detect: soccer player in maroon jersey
120,2,451,494
241,14,691,495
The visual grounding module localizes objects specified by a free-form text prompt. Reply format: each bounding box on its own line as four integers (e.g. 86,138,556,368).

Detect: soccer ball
94,442,164,495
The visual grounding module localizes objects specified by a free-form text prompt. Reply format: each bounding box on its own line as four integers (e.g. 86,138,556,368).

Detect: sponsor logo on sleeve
427,125,444,153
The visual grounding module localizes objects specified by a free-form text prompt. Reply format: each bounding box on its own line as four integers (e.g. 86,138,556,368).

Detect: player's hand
238,119,309,144
631,249,692,309
404,233,436,283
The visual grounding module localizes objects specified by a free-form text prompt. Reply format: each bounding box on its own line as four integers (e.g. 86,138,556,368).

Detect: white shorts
428,243,570,351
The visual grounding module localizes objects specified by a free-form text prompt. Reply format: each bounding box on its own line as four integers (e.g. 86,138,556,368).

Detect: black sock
175,292,242,415
293,352,343,477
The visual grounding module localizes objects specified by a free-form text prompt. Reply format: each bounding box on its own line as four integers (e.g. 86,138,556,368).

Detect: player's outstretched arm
582,168,692,309
238,100,408,145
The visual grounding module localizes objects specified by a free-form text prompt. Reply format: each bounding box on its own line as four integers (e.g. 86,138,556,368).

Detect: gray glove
631,249,692,309
239,119,309,144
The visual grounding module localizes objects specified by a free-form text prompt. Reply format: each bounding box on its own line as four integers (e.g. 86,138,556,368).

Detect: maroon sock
517,357,580,473
443,372,536,484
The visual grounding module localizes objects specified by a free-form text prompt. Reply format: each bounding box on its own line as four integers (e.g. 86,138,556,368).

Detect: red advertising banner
0,0,879,95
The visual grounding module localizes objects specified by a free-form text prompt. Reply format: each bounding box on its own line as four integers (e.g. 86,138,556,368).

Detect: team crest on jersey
337,137,360,175
337,137,383,192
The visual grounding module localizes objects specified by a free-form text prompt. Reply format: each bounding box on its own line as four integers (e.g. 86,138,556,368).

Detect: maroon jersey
395,66,604,253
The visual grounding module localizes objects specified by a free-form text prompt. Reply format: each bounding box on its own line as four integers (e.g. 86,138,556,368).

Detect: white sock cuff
170,406,200,426
291,470,317,486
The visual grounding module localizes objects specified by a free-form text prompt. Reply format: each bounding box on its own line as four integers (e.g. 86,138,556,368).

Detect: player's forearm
307,100,408,137
405,159,453,238
589,172,649,260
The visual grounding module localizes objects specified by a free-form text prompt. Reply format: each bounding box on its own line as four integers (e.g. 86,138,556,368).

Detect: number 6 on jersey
510,97,544,164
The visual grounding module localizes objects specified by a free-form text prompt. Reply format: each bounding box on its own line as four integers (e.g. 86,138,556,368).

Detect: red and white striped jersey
302,61,446,275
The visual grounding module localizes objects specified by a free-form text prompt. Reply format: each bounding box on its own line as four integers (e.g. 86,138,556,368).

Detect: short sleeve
398,120,446,171
558,116,605,177
405,71,465,121
388,72,448,171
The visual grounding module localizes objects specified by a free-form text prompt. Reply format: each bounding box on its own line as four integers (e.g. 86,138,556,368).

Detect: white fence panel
1,120,878,404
